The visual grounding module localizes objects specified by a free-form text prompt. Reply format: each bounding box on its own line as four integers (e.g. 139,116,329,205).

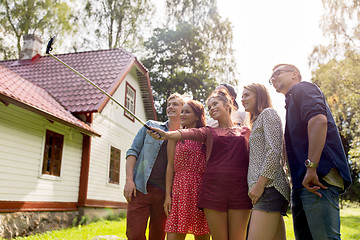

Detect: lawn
7,207,360,240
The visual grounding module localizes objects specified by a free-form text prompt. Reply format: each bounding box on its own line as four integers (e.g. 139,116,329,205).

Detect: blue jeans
291,184,341,240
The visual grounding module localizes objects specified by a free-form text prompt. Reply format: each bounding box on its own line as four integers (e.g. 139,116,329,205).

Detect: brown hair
243,83,272,123
272,63,302,81
186,100,206,128
217,83,239,110
206,89,234,114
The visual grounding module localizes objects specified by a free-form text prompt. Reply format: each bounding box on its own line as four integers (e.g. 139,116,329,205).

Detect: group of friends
123,63,352,240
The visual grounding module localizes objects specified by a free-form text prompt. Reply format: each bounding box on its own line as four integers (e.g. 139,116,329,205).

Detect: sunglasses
269,69,294,85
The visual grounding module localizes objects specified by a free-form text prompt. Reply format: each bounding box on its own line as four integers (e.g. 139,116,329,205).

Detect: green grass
9,220,128,240
282,207,360,240
6,208,360,240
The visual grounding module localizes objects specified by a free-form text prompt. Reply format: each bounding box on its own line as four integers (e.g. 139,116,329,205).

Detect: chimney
19,34,42,59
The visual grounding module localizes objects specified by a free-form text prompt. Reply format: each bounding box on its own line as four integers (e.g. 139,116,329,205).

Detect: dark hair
206,89,234,114
243,83,272,122
186,100,206,128
218,83,239,110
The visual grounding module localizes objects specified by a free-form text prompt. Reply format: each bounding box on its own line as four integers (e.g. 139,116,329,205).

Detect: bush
106,211,126,221
78,215,90,225
72,217,78,227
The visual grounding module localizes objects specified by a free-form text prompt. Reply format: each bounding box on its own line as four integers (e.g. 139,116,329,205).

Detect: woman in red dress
148,90,252,240
164,100,210,240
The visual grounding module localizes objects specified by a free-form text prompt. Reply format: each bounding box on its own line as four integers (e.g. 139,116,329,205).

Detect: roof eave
133,60,157,121
0,94,101,137
96,58,157,120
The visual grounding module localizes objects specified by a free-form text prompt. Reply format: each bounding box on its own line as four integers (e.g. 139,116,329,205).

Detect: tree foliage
142,22,217,121
310,0,360,202
0,0,75,59
81,0,154,53
164,0,238,85
310,0,360,65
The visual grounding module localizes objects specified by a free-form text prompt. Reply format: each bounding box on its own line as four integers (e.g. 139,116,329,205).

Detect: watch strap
305,159,318,168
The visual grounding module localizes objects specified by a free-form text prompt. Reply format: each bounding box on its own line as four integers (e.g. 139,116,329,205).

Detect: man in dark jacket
270,63,351,240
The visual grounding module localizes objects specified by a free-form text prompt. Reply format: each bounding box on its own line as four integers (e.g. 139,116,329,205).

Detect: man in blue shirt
269,64,351,240
124,93,184,240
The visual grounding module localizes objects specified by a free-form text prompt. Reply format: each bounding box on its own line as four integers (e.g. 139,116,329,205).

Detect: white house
0,34,157,238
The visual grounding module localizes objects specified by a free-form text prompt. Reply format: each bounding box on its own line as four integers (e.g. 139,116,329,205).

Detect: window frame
41,130,64,178
108,146,121,185
124,82,136,122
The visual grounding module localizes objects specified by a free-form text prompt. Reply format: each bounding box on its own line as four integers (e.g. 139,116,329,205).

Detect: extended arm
147,127,182,141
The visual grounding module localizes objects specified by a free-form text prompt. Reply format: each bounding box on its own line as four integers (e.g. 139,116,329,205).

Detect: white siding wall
0,104,83,202
87,68,147,202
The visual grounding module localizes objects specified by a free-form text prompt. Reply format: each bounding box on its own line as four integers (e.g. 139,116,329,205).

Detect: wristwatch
305,159,318,168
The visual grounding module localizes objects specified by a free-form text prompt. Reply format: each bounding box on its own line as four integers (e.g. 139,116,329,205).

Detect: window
124,82,136,121
109,146,121,184
42,130,64,176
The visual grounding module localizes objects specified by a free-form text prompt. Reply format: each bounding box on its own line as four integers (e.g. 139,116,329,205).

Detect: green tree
312,55,360,202
0,0,74,60
82,0,154,53
309,0,360,64
142,22,217,121
164,0,238,85
310,0,360,202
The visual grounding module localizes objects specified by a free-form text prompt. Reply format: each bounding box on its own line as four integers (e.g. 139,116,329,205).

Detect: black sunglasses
269,69,294,85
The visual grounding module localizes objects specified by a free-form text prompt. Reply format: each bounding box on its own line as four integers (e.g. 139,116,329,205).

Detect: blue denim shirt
126,120,168,194
284,82,352,191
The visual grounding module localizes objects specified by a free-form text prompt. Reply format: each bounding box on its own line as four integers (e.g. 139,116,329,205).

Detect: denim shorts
252,187,289,216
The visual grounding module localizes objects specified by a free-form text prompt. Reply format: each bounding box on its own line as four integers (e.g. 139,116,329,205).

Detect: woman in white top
241,83,290,240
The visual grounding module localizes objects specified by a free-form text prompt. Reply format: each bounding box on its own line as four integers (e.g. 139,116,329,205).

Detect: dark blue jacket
284,82,352,191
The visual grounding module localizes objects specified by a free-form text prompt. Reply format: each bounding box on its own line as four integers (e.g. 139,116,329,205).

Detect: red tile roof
0,65,99,136
0,48,155,118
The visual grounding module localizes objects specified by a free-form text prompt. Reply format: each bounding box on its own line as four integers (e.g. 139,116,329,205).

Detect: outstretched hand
147,127,166,140
302,168,328,197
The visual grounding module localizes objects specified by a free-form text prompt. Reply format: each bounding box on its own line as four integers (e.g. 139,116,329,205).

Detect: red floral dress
165,140,210,235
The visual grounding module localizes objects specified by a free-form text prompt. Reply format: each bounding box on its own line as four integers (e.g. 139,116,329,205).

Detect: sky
216,0,327,121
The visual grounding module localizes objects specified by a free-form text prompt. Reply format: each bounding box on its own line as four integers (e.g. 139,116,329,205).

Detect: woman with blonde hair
241,83,290,240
